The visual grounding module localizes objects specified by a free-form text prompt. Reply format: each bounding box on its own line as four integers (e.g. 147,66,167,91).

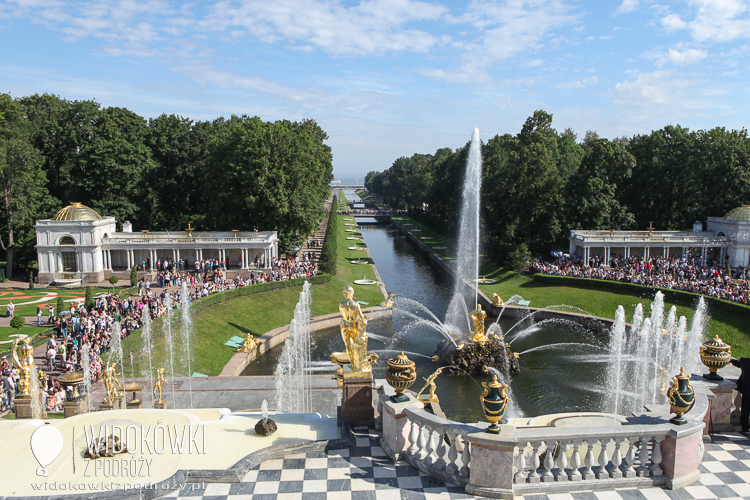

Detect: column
200,249,203,260
664,246,668,258
195,249,199,261
683,246,687,258
177,248,181,262
172,249,176,261
126,250,131,269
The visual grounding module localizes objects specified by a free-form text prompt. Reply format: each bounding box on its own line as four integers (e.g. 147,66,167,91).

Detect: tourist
37,306,42,326
7,301,14,318
48,306,54,324
731,357,750,433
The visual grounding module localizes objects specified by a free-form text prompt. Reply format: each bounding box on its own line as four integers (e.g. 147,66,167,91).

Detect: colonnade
579,244,727,266
101,246,278,271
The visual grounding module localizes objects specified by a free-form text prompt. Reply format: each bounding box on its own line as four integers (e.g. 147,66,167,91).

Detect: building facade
569,205,750,268
36,203,279,284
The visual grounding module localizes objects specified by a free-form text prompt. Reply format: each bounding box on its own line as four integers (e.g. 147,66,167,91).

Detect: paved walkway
159,427,750,500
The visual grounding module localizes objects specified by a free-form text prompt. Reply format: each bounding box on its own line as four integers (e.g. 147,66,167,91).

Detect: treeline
0,93,334,278
366,110,750,263
319,196,339,275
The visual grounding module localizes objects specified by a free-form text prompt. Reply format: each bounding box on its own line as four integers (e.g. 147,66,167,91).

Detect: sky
1,0,749,179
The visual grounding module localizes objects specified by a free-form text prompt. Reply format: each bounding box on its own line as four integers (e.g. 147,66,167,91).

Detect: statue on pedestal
153,367,166,404
470,304,487,344
238,333,258,352
11,336,35,397
416,367,443,403
102,362,121,404
339,286,371,373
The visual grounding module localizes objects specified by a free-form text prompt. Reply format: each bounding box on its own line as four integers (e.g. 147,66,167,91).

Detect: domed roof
53,203,102,221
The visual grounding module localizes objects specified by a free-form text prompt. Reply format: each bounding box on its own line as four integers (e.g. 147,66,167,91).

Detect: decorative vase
667,367,695,425
480,375,509,434
700,335,731,381
385,351,417,403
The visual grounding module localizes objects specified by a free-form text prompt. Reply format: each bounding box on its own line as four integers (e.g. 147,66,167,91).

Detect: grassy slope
118,211,387,377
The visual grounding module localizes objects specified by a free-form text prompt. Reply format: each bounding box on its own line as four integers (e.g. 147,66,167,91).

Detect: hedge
531,274,750,317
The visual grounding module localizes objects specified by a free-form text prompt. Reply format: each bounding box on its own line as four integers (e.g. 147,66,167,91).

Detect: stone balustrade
379,381,717,499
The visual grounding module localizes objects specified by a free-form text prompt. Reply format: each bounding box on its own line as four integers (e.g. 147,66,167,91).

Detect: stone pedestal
14,396,33,419
341,372,375,425
99,401,114,411
660,421,704,489
379,393,424,461
154,401,168,409
126,399,143,409
112,396,123,410
706,379,736,431
63,397,88,418
465,427,517,499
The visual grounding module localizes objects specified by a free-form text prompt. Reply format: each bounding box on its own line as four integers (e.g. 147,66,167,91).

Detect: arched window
59,236,76,245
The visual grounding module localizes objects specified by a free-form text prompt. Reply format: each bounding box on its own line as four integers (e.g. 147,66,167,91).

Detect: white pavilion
568,205,750,267
35,203,279,285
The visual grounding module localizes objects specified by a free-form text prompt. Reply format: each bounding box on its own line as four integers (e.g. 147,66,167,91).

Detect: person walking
37,306,42,326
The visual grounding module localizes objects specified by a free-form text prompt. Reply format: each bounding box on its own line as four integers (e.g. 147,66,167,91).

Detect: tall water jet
685,297,707,374
29,366,44,419
649,292,665,405
81,344,92,411
274,281,313,413
140,305,154,408
605,306,627,415
181,281,194,408
164,295,176,405
110,321,126,387
447,128,483,334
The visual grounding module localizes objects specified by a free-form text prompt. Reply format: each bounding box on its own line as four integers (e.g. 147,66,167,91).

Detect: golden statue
12,335,35,397
339,285,371,373
470,304,487,343
153,367,167,403
381,293,396,309
416,367,443,403
491,293,505,307
102,361,121,404
238,333,258,352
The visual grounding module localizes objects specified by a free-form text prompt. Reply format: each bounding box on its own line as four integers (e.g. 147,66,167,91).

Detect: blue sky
1,0,749,179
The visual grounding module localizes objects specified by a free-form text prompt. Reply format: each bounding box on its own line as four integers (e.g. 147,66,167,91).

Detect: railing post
527,442,542,483
622,437,636,478
608,438,623,478
596,439,610,479
569,441,582,481
514,445,527,484
446,430,460,475
459,435,471,478
556,441,569,482
650,436,663,477
582,440,596,480
434,432,447,471
465,427,517,499
380,393,424,461
636,437,649,477
542,442,555,482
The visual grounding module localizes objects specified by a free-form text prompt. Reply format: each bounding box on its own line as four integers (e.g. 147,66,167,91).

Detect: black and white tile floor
164,429,750,500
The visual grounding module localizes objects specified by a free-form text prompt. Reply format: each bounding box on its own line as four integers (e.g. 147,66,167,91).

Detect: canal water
243,190,611,421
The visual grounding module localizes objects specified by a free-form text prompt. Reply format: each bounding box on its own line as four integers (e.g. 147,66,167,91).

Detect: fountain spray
181,281,194,408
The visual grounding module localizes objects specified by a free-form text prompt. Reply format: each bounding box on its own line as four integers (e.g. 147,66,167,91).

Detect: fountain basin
351,260,369,264
348,246,365,250
353,279,378,285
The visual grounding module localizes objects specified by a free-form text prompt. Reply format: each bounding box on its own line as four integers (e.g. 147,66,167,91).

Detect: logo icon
31,425,64,476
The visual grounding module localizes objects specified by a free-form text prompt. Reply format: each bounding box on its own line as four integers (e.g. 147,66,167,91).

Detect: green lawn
338,189,348,204
114,211,386,377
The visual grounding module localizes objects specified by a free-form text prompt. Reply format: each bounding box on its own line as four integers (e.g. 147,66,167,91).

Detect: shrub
56,297,64,315
130,266,138,287
10,315,25,332
109,275,119,289
84,286,94,310
508,243,531,271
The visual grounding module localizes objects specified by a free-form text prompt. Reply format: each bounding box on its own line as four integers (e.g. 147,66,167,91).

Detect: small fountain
274,281,313,413
139,305,154,408
163,295,177,405
255,399,277,435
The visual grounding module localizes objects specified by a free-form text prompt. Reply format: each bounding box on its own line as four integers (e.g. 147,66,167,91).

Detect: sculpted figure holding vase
339,286,371,373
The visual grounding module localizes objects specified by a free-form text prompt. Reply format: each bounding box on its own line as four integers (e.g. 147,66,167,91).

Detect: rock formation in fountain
433,338,520,376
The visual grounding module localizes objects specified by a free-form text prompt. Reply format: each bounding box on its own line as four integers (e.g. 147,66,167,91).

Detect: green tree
0,94,54,278
84,286,94,309
130,266,138,287
10,315,24,333
56,296,64,315
109,274,119,291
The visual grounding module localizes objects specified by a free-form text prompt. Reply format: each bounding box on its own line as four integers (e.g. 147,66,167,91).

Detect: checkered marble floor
163,429,750,500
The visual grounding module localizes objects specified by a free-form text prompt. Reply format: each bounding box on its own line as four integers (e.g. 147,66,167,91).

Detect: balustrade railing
512,426,669,493
402,407,478,486
102,236,272,245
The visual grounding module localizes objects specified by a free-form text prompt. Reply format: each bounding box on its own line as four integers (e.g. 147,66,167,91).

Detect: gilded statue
153,367,167,403
470,304,487,343
102,361,121,404
339,285,371,373
491,293,505,307
238,333,258,352
416,367,443,403
381,293,396,309
11,335,35,397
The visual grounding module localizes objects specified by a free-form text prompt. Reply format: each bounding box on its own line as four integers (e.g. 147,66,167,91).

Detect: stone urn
385,351,417,403
667,367,695,425
480,375,509,434
700,335,731,381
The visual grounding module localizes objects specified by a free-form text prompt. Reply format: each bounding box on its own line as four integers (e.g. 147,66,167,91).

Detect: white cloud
656,47,708,67
555,75,598,89
203,0,448,57
615,0,639,15
661,0,750,43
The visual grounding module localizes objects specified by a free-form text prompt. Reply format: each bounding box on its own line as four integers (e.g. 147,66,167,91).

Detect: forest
0,93,334,278
365,110,750,264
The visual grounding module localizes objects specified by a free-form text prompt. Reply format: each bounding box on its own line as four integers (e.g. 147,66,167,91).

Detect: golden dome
723,205,750,222
53,203,102,221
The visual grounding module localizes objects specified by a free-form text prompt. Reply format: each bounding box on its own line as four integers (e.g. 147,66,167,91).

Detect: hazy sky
1,0,749,179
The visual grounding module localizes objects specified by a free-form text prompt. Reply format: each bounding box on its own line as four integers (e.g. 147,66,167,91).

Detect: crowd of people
531,254,750,304
0,251,320,413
